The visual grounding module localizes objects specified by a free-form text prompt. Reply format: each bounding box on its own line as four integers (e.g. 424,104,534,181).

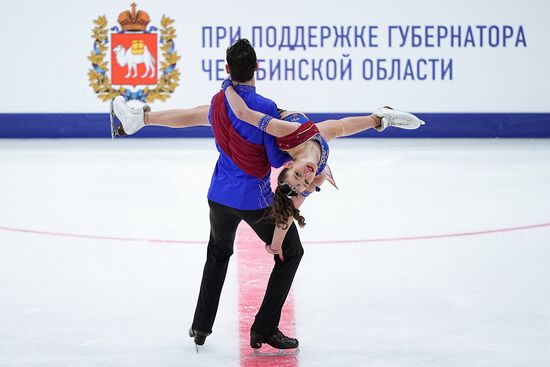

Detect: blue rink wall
1,113,549,138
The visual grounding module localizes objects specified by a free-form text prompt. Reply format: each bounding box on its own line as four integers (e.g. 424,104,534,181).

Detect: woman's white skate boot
109,96,150,138
372,106,425,132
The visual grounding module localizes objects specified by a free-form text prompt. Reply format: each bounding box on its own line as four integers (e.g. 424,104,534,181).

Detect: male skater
189,39,302,351
112,39,303,351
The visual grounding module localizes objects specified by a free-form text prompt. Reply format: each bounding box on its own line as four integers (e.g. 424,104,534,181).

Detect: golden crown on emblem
117,3,150,32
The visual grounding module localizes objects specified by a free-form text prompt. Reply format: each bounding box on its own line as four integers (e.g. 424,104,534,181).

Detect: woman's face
282,160,316,193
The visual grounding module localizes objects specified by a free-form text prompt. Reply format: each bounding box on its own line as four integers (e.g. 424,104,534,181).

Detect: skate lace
118,99,142,116
128,106,142,116
386,111,416,126
274,329,293,342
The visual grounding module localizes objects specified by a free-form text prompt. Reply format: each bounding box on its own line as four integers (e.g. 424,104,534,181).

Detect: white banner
0,0,548,113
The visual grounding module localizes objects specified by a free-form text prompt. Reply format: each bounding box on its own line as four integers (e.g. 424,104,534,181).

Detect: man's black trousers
192,200,304,336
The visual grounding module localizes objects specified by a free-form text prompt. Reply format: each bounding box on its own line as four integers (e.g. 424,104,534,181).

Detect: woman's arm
266,194,305,261
224,85,300,137
268,172,327,254
146,105,211,128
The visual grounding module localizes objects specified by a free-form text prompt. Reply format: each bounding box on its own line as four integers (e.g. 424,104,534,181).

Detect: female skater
111,88,424,249
220,79,424,232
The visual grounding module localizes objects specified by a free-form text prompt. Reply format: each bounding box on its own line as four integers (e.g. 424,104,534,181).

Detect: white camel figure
113,44,156,78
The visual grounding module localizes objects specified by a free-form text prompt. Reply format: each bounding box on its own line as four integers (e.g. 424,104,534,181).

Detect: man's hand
265,244,284,262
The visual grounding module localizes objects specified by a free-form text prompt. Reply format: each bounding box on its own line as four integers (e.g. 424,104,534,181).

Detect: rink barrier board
0,113,549,138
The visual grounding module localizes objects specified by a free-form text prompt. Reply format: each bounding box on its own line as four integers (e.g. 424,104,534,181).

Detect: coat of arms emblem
88,3,180,102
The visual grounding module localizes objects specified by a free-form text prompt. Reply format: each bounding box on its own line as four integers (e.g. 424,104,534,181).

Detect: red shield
111,33,158,86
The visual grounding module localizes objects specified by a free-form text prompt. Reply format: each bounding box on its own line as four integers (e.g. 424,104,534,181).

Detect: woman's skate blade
109,98,117,139
109,98,128,138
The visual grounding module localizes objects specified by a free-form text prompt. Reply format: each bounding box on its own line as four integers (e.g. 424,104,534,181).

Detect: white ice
1,138,549,367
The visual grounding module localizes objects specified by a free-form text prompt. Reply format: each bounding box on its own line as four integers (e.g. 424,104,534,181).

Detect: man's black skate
189,328,210,352
250,329,299,350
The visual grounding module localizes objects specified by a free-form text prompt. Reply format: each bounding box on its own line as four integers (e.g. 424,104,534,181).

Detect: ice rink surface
1,138,549,367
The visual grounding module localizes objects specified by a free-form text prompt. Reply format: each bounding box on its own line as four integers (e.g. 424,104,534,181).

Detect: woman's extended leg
146,105,211,127
112,96,210,135
316,107,425,141
316,115,381,141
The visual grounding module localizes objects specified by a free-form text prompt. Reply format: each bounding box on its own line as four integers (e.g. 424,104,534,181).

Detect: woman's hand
221,78,233,92
265,244,284,262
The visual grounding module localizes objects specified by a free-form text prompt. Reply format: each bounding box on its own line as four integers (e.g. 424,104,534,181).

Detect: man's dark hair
226,39,257,83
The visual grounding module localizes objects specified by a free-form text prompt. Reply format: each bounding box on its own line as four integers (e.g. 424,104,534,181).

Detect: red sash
210,91,271,178
276,120,320,150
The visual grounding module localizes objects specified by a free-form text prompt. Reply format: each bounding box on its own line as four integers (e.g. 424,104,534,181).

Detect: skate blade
109,98,128,139
109,98,117,140
252,347,300,357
